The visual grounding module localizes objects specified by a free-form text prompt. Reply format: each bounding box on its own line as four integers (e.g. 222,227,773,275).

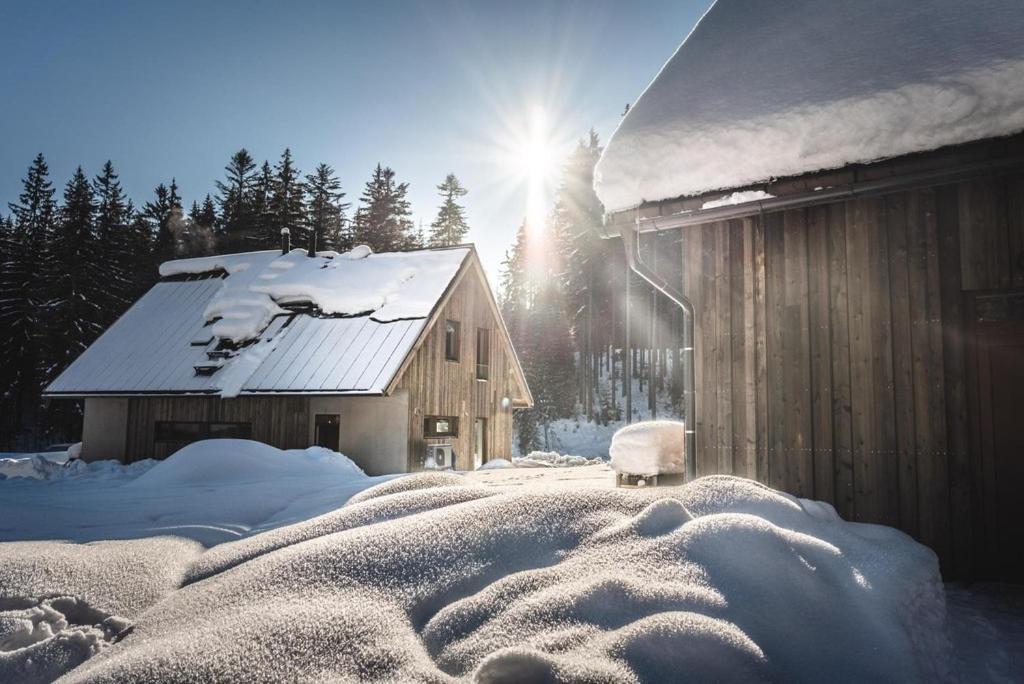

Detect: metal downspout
622,213,697,481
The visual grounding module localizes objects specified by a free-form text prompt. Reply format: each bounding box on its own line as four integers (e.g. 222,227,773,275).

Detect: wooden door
972,293,1024,581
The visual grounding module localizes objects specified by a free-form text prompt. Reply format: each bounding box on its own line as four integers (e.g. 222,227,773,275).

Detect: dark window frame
424,415,459,438
476,327,490,380
445,319,461,362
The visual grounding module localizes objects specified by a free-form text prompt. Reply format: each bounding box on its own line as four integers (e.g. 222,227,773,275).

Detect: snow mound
159,246,468,342
595,0,1024,211
126,439,364,489
609,421,686,475
477,458,514,470
61,475,951,682
0,455,156,482
513,451,604,468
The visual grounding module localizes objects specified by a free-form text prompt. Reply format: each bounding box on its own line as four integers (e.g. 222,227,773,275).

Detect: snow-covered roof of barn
45,246,470,397
594,0,1024,213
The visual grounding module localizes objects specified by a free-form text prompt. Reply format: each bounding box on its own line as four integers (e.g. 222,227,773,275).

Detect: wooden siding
124,395,312,462
667,172,1024,576
395,263,524,470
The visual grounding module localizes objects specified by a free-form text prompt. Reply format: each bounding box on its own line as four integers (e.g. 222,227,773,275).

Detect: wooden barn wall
672,173,1024,575
395,267,520,471
124,395,311,462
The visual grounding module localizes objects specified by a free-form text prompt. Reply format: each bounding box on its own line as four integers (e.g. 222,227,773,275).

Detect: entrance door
974,313,1024,581
314,414,340,452
473,418,486,469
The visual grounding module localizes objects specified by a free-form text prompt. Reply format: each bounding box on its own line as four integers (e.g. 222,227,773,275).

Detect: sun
510,105,558,236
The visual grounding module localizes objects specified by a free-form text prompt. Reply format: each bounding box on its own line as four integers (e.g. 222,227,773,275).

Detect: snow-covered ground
0,440,1020,682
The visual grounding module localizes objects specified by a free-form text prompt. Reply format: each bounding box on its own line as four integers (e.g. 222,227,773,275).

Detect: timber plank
886,192,920,536
806,204,836,505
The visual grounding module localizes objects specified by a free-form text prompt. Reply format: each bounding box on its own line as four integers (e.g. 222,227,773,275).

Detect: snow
594,0,1024,212
159,246,469,343
701,190,774,209
0,440,381,546
1,437,962,682
513,450,604,468
610,421,687,476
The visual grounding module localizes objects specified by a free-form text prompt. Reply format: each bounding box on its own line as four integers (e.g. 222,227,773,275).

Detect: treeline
500,131,688,453
0,149,472,448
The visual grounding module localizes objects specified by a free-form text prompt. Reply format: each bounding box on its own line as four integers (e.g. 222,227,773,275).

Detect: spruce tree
304,163,350,253
352,164,417,252
0,154,57,445
251,161,275,250
215,149,257,253
269,148,305,249
93,161,133,322
44,168,104,438
428,173,470,247
146,180,183,265
125,208,157,298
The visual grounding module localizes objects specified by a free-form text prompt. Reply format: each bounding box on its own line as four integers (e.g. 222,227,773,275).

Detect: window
314,414,340,451
476,328,490,380
154,421,252,453
424,415,459,438
445,320,460,361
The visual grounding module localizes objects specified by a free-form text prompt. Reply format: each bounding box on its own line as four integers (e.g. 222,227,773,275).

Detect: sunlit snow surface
594,0,1024,212
0,441,959,682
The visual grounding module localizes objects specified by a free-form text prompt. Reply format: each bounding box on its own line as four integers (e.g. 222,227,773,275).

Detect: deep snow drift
0,443,953,682
594,0,1024,212
0,439,383,546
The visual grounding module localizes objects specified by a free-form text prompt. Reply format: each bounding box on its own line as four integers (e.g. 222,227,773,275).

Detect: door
473,418,486,469
974,305,1024,580
314,414,340,452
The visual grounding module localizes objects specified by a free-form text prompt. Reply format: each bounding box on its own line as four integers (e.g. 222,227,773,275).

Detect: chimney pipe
281,226,290,255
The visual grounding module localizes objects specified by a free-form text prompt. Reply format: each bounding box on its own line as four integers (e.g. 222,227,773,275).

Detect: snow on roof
594,0,1024,213
46,246,468,397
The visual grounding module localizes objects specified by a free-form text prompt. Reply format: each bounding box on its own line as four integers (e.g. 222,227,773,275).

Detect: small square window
424,415,459,438
445,320,460,361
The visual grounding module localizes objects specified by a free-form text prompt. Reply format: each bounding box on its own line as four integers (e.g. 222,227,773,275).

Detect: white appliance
425,444,455,470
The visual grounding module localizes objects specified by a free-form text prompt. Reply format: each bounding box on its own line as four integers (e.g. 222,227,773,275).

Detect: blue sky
0,0,710,281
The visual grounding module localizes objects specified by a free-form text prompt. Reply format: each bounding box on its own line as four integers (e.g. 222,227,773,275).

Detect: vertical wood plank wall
395,267,522,470
675,173,1024,574
124,395,312,461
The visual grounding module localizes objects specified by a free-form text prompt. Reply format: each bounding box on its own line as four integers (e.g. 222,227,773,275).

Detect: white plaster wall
309,392,410,476
81,397,128,462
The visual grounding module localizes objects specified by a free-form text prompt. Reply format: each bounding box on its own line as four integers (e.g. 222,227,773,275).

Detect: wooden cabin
44,244,532,475
594,0,1024,580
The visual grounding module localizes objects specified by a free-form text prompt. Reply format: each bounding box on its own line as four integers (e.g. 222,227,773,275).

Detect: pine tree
182,194,217,257
552,130,605,419
304,163,350,253
427,173,470,247
269,148,305,250
125,208,156,298
146,180,183,265
93,161,133,322
251,161,275,250
44,167,105,438
0,154,57,445
352,164,418,252
215,149,257,253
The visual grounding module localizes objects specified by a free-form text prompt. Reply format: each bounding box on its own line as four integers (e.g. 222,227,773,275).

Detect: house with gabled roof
594,0,1024,579
44,242,532,475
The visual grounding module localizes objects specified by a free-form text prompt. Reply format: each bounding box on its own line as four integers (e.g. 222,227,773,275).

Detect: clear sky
0,0,710,283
